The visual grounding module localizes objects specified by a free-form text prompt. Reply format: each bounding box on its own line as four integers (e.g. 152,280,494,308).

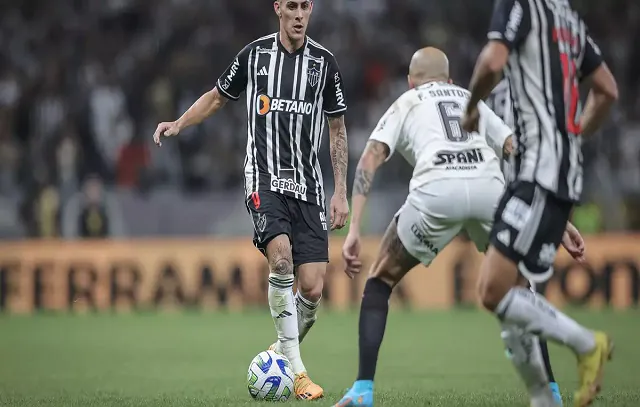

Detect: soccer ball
247,350,295,401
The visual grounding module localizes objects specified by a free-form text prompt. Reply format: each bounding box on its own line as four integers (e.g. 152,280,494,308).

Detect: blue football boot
333,380,374,407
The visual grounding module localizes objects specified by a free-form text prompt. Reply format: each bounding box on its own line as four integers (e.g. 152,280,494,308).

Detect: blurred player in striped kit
464,0,618,405
486,78,565,405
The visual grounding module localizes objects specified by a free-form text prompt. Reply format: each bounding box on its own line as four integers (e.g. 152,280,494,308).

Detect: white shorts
396,177,505,266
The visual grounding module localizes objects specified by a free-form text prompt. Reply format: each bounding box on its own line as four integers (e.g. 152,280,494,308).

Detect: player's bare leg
265,235,323,400
478,247,613,407
270,262,324,352
334,220,419,407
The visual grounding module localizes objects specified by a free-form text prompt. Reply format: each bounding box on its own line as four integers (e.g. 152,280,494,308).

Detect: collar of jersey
277,33,308,58
417,81,449,89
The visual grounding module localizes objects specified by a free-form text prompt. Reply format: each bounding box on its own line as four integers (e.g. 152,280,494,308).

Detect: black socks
356,278,393,381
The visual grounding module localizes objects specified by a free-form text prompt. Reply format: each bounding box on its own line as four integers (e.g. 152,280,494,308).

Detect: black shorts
246,190,328,266
490,181,573,283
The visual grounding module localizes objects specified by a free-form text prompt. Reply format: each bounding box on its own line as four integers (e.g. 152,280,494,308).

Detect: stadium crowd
0,0,639,238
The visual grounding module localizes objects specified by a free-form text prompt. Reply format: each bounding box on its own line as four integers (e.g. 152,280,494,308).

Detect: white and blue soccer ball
247,350,295,401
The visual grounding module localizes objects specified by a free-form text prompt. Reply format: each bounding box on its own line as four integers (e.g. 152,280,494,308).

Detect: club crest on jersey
256,94,313,116
307,66,320,87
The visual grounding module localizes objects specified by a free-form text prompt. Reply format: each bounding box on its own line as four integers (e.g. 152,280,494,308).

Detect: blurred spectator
61,174,126,239
89,69,134,178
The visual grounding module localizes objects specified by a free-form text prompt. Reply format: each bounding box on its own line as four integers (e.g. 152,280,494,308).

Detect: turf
0,310,638,406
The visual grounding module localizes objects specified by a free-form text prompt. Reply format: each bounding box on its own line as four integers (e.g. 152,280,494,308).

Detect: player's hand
329,193,349,230
462,106,480,133
562,222,586,263
342,232,362,278
153,121,180,146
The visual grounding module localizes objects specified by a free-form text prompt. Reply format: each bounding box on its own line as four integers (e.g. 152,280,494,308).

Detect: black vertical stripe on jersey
542,3,572,198
545,8,573,199
542,6,568,138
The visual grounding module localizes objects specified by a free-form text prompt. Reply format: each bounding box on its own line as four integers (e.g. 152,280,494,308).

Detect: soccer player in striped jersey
153,0,350,400
487,78,564,405
463,0,618,406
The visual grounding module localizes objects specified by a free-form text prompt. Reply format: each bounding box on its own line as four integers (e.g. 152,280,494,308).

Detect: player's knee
369,266,399,288
271,257,293,276
369,255,405,288
477,276,504,312
299,285,323,303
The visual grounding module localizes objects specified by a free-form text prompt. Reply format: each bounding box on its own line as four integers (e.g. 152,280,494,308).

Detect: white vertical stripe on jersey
265,38,279,177
295,52,310,201
308,53,326,206
289,55,300,198
245,48,259,195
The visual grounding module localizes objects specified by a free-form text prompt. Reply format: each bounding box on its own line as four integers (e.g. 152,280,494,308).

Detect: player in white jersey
333,48,586,407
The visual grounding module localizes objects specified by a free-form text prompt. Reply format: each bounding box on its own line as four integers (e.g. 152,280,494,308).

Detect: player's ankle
352,380,374,392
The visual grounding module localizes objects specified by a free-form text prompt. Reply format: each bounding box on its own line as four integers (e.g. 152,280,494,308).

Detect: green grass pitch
1,310,638,406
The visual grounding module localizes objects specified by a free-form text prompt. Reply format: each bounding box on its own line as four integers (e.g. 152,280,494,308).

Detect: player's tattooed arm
328,115,349,196
349,140,390,232
353,141,389,196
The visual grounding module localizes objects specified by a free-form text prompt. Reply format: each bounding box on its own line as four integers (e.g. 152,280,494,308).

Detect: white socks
497,287,596,355
268,273,306,374
501,323,553,402
296,291,320,343
274,291,320,354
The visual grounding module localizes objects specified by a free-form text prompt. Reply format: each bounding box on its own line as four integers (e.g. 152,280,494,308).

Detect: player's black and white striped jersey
486,78,516,185
216,33,347,206
488,0,603,202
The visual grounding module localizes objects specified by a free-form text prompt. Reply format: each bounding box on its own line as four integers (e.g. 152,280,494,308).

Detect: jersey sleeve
487,0,532,50
322,55,348,117
216,45,251,101
368,103,402,162
478,101,513,159
578,34,603,81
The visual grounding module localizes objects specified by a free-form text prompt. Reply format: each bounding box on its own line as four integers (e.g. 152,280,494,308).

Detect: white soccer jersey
369,81,512,192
